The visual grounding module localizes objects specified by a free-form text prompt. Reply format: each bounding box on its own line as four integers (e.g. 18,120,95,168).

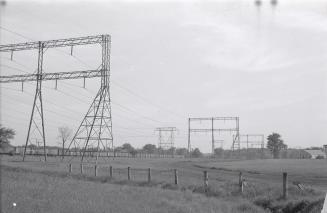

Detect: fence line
67,164,293,199
13,147,185,159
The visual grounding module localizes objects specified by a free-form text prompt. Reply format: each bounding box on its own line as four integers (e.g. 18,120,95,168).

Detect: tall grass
2,166,268,213
1,156,325,213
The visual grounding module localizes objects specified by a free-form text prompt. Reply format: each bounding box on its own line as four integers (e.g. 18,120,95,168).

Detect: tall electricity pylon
155,127,177,150
0,35,113,162
68,35,113,162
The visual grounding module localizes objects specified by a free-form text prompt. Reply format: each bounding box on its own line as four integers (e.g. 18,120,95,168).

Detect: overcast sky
1,0,327,152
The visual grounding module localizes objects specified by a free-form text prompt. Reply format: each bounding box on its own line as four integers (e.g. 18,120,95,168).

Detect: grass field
1,155,326,213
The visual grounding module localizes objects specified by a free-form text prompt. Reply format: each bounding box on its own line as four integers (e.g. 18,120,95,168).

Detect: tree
214,148,224,157
267,133,287,159
190,148,203,158
121,143,137,156
122,143,134,152
167,147,176,155
0,125,15,146
175,148,188,156
142,144,157,154
129,149,138,157
58,126,72,157
27,144,37,149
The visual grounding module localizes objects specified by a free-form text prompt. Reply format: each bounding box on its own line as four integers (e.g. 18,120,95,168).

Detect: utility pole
188,118,191,152
211,118,214,155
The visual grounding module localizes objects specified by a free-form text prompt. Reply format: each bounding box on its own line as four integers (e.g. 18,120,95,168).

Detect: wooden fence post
148,168,151,182
127,167,131,180
174,169,178,185
283,172,288,199
94,165,97,177
80,164,83,174
204,171,208,192
239,172,243,193
109,166,113,178
69,164,72,173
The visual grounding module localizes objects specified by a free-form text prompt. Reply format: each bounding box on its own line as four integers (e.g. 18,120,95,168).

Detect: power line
0,26,34,41
0,63,35,74
2,87,154,138
1,90,82,122
58,81,172,126
111,80,185,119
1,27,185,122
0,28,189,152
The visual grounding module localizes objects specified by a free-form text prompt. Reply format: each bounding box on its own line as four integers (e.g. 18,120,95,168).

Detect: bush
190,148,203,158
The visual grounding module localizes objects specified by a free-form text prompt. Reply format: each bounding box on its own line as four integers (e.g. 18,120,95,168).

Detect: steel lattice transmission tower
68,35,113,162
0,35,113,162
155,127,177,150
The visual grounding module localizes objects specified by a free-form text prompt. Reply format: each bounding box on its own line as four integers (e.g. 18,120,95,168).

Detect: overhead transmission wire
2,77,187,142
0,70,153,136
58,77,172,127
1,97,64,129
0,27,186,121
2,54,170,129
1,89,82,123
1,56,33,70
0,68,88,125
57,81,185,139
2,75,158,135
1,79,160,132
0,28,188,141
111,80,185,119
59,79,172,125
0,63,32,74
4,87,152,134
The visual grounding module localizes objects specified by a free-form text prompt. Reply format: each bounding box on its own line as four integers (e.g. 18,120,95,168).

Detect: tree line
1,124,307,159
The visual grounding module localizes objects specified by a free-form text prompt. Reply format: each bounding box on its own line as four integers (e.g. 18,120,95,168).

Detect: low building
304,149,326,159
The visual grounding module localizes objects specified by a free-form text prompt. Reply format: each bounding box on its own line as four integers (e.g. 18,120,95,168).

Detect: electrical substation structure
213,139,224,151
188,117,240,154
155,127,178,150
0,35,113,162
232,134,265,158
236,134,264,150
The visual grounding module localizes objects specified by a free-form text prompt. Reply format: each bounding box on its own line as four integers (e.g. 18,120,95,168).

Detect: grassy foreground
1,166,266,213
1,156,325,213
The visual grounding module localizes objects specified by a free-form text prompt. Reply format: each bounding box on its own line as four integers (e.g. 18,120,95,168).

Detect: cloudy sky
1,0,327,152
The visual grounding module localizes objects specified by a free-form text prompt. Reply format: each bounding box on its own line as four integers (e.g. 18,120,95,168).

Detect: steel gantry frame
236,134,264,150
187,117,240,154
0,35,113,162
155,127,178,150
232,134,265,158
213,139,224,150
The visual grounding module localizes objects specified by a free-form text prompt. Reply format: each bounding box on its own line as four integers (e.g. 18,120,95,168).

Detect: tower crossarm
0,69,102,83
0,35,105,52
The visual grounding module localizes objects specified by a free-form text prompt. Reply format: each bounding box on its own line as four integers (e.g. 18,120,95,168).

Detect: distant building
304,149,326,159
